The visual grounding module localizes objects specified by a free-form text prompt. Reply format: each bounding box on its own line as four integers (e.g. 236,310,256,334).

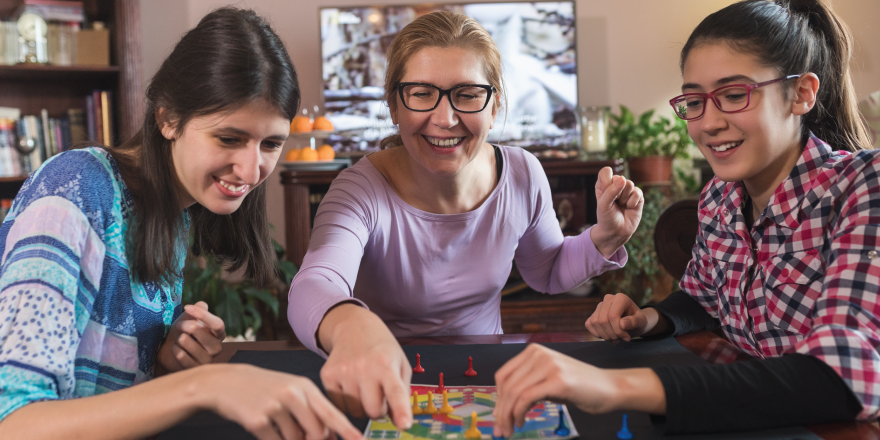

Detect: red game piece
434,372,445,393
413,353,425,373
465,356,477,376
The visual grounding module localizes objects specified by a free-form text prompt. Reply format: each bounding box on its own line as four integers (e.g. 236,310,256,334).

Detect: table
158,331,879,440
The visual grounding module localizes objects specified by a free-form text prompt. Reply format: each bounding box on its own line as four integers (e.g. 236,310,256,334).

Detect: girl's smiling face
161,99,290,214
682,42,809,191
389,46,499,177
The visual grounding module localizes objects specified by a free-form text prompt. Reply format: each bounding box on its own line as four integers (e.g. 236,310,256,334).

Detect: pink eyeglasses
669,74,802,120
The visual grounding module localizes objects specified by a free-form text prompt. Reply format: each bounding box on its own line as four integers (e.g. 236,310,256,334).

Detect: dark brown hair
108,7,299,286
680,0,871,152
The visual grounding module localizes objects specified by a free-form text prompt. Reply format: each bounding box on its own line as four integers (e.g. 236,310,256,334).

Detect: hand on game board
493,344,665,437
590,166,643,259
157,301,227,372
585,293,667,342
318,304,414,430
202,363,364,440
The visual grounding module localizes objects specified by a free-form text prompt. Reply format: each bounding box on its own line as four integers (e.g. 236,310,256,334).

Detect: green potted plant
606,105,692,185
182,238,298,339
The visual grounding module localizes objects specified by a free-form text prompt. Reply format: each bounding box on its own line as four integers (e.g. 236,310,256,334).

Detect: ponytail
681,0,872,152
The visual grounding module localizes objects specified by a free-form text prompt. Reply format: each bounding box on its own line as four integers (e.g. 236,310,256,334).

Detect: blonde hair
381,10,505,149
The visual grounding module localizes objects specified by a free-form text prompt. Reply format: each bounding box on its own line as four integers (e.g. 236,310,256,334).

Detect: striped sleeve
0,152,108,420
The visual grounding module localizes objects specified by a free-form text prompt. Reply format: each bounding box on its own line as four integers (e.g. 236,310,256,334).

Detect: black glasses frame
397,82,495,113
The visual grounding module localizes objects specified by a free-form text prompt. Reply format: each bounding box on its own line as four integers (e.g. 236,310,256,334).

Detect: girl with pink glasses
495,0,877,434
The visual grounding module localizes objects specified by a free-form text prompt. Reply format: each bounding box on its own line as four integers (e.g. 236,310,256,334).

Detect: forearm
648,290,720,337
640,307,674,337
606,368,667,414
0,365,212,440
317,302,390,353
652,354,861,433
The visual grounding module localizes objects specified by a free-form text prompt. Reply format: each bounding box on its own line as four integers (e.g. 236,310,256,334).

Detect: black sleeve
646,290,720,337
651,354,862,433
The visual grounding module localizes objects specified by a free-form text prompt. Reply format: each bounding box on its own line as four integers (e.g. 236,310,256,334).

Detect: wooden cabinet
0,0,143,197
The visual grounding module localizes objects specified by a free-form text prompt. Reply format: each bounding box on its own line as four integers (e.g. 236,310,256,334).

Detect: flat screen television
319,1,577,153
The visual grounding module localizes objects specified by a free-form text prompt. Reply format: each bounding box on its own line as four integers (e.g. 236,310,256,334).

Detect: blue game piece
616,414,633,440
492,436,505,440
553,407,570,437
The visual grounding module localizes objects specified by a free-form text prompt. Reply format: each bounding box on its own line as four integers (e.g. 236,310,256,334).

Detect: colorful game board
365,385,579,440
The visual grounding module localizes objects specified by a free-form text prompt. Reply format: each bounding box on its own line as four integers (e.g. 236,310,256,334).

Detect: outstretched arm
0,363,364,440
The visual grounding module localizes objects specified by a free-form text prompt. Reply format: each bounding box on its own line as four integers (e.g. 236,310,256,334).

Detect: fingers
586,294,643,342
595,166,613,195
494,345,560,437
383,367,413,429
171,343,201,369
174,331,215,365
184,303,227,340
271,409,304,440
606,293,638,341
302,385,364,440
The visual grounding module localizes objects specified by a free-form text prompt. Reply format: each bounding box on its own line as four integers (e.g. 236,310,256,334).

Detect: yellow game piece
439,389,453,414
423,391,438,414
464,411,482,439
411,390,422,415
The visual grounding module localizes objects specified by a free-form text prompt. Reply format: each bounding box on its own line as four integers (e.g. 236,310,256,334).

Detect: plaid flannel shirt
681,135,880,419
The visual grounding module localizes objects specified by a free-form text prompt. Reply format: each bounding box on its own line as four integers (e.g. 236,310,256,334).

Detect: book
68,108,86,145
92,90,103,145
100,90,111,147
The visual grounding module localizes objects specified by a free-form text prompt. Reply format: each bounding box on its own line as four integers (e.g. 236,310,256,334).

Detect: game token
464,356,477,377
424,391,438,414
553,407,570,436
439,389,454,414
434,372,446,393
464,412,482,439
413,353,425,373
411,390,422,415
616,414,633,440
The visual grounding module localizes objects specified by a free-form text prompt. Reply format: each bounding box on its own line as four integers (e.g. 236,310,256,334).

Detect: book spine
68,108,87,144
40,109,51,160
91,90,103,145
85,95,95,142
100,90,111,147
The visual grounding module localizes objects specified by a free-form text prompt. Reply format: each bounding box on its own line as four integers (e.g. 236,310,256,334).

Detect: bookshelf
0,0,143,198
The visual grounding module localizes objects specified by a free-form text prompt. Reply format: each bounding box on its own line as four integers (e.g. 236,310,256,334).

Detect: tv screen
319,2,577,153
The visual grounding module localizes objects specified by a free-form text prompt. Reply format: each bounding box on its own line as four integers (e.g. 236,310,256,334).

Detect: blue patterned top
0,148,187,420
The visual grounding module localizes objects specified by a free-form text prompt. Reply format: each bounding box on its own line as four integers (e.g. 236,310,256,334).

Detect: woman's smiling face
162,99,290,214
389,46,499,177
682,42,804,186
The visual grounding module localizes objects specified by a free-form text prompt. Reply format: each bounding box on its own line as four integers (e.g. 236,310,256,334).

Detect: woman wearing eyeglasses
286,10,642,427
493,0,877,434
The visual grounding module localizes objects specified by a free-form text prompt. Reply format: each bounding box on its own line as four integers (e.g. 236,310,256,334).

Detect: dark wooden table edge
213,331,879,440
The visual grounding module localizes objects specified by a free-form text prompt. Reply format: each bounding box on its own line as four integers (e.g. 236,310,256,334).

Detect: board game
365,385,579,440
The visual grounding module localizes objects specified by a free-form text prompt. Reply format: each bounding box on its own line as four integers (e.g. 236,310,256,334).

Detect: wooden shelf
0,175,27,183
0,64,121,81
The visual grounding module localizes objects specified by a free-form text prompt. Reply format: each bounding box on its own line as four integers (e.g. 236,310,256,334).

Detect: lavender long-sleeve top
287,146,627,354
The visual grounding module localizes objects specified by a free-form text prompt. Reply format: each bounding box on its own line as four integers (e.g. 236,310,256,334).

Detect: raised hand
158,301,227,372
590,166,643,258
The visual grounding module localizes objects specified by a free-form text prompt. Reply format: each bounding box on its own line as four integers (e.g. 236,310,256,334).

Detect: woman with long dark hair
495,0,876,434
0,8,361,440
